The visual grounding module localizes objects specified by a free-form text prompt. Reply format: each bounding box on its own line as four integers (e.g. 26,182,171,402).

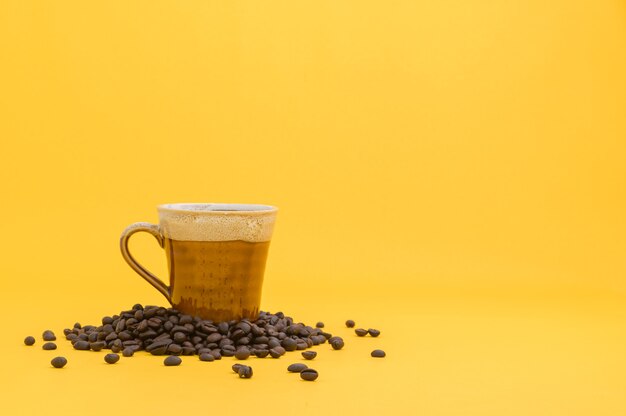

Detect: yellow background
1,1,625,415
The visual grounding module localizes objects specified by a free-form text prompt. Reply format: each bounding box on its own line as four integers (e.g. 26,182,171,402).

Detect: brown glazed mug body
120,203,277,322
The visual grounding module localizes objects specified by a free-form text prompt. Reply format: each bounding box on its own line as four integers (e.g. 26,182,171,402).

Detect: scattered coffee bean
42,330,56,341
42,342,57,350
345,320,355,328
50,356,67,368
355,328,368,337
24,336,35,346
104,353,120,364
300,368,319,381
330,337,344,350
287,363,308,373
199,352,214,362
238,365,253,378
371,349,386,358
315,322,324,328
232,363,243,373
368,329,380,337
164,356,182,366
301,351,317,360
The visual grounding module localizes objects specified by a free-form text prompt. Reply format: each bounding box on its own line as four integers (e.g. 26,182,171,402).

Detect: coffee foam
158,204,277,242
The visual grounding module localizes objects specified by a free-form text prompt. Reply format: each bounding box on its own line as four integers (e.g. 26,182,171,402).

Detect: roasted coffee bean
236,336,250,345
330,338,344,350
235,347,250,360
218,321,229,334
199,352,214,362
150,346,168,355
281,338,297,351
221,349,235,357
287,363,308,373
73,322,82,329
111,343,123,353
74,340,90,351
300,368,319,381
210,351,222,360
122,347,135,357
205,332,221,344
24,336,36,346
182,346,196,355
315,322,324,328
63,328,71,336
269,348,282,358
254,336,269,345
42,330,56,341
42,342,57,350
255,349,269,358
345,320,355,328
118,331,133,341
268,338,281,349
355,328,368,337
171,325,191,335
139,330,158,341
146,339,172,353
164,356,182,366
104,353,120,364
238,365,253,378
167,344,183,355
221,344,236,352
173,332,187,343
371,349,386,357
301,351,317,360
51,356,67,368
115,319,126,332
89,341,105,351
368,329,381,337
134,309,144,320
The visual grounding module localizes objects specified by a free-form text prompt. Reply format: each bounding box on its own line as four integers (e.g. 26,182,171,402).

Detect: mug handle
120,222,171,303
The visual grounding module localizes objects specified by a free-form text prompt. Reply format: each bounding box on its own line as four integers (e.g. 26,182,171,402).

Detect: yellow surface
1,1,625,415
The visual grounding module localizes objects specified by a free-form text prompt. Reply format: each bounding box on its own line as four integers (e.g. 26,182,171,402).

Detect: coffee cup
120,203,277,322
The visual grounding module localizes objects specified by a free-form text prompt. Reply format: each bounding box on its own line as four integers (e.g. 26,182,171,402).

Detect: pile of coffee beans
27,307,387,378
63,304,335,360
